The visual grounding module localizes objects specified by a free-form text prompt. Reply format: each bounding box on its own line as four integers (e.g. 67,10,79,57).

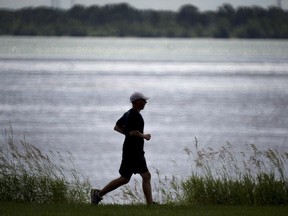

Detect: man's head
130,92,149,103
130,92,149,111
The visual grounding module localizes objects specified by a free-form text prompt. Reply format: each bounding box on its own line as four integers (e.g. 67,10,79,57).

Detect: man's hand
143,134,151,141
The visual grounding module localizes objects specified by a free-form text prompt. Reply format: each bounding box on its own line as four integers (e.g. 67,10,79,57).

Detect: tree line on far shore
1,3,288,38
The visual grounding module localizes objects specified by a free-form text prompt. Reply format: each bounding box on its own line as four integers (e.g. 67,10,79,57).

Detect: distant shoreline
0,3,288,38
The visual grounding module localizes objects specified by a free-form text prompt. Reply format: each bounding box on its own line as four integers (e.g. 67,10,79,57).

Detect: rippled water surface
1,37,288,198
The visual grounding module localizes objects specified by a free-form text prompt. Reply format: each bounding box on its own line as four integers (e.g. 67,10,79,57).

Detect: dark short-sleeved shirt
116,108,145,160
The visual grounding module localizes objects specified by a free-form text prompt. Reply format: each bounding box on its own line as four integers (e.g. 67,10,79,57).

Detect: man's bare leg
99,176,130,197
140,171,153,204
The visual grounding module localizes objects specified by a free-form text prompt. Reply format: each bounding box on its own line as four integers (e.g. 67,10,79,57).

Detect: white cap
130,92,149,103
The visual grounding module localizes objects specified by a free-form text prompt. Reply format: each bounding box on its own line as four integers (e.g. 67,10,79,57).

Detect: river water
0,37,288,202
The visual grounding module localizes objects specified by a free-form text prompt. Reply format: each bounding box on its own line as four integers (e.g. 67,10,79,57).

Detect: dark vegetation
0,3,288,38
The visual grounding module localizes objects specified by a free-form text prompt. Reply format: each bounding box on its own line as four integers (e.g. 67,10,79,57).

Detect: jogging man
91,92,154,205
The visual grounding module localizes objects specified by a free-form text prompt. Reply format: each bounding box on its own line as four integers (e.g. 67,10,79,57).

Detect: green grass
179,139,288,205
1,129,287,206
0,128,90,204
1,202,288,216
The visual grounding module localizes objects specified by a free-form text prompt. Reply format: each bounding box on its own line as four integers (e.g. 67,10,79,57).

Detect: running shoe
90,189,103,205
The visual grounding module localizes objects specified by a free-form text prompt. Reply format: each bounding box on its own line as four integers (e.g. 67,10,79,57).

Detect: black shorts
119,156,149,179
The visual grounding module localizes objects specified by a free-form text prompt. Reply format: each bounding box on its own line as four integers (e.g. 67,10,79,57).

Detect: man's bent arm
114,125,125,135
130,130,151,140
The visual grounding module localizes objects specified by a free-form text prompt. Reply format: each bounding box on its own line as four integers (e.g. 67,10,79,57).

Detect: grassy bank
1,130,287,206
1,202,288,216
